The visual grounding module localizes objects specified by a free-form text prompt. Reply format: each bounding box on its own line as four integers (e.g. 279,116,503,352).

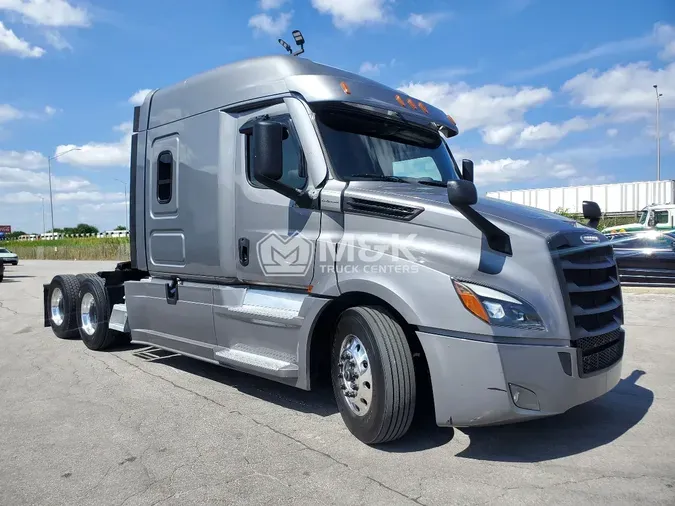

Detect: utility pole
653,84,662,181
47,147,81,232
114,178,129,231
40,197,46,235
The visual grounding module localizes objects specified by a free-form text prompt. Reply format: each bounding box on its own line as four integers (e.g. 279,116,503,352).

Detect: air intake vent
343,197,423,221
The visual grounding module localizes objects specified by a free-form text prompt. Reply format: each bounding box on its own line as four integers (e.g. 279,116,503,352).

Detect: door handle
238,238,250,266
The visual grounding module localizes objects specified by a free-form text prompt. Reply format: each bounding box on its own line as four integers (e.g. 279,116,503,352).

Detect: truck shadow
456,369,653,462
129,345,455,451
122,347,650,456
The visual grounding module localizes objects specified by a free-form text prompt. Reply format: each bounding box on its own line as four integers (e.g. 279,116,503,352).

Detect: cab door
233,100,321,289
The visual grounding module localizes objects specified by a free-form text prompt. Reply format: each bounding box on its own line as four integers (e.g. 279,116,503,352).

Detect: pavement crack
0,301,18,315
107,352,422,503
85,351,122,378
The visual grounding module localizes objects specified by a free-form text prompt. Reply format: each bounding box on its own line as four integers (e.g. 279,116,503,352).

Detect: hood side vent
343,197,423,221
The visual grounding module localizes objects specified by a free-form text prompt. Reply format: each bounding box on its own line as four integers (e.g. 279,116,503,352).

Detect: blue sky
1,0,674,233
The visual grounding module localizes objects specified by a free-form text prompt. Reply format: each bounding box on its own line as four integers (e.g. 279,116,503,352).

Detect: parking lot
1,260,674,505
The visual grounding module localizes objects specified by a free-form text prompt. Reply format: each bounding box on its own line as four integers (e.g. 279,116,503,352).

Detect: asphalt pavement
1,260,674,505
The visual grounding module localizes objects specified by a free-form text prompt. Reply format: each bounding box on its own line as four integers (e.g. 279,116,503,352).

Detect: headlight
452,280,545,330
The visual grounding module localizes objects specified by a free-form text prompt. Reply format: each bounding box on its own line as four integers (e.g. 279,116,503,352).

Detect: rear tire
331,306,416,445
48,275,81,339
76,276,122,351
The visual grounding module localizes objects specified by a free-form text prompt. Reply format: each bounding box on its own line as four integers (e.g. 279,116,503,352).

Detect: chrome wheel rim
50,288,64,326
337,334,373,416
80,292,97,336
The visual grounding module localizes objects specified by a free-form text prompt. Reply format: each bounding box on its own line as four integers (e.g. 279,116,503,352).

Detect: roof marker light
406,98,417,109
447,114,456,124
395,95,406,107
418,102,429,114
340,81,351,94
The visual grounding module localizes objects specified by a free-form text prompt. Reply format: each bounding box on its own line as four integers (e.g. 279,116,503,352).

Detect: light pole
653,84,662,181
47,147,81,232
40,197,46,235
114,178,129,231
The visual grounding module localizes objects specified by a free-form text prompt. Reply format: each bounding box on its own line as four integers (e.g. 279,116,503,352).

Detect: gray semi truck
42,45,625,444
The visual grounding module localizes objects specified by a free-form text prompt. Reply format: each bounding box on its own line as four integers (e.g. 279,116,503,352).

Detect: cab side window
245,116,307,190
654,210,669,225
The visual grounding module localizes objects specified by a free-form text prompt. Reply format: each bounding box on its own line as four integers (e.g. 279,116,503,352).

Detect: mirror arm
453,205,513,256
255,175,316,208
586,218,600,230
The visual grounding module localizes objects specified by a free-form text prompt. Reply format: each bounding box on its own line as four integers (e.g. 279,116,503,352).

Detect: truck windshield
639,210,649,224
314,105,460,183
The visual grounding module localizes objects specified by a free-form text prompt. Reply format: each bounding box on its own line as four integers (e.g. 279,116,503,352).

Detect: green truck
602,203,675,235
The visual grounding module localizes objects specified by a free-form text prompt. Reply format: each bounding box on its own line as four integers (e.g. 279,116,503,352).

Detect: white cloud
359,61,385,75
0,20,45,58
510,22,674,80
607,128,618,138
0,166,93,191
407,12,449,34
399,81,552,142
655,22,675,60
0,190,123,204
44,105,57,115
248,11,292,36
54,122,132,167
562,62,675,115
128,89,152,106
0,150,46,169
44,29,71,50
515,116,594,147
0,103,24,123
669,130,675,147
475,157,577,186
481,124,524,145
0,0,90,27
311,0,389,29
259,0,288,9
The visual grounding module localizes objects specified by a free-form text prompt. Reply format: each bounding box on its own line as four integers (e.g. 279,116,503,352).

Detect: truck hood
346,182,583,238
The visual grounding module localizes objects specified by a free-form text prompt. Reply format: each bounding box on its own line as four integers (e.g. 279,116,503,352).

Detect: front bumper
418,331,623,427
1,257,18,263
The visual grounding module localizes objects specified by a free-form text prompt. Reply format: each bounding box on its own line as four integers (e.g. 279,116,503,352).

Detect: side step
218,288,306,328
214,344,299,378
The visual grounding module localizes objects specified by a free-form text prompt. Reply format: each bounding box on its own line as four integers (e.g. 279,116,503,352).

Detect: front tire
331,306,416,445
77,276,122,350
48,275,81,339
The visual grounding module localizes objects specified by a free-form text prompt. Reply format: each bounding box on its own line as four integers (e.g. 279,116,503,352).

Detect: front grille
577,330,625,375
550,232,625,376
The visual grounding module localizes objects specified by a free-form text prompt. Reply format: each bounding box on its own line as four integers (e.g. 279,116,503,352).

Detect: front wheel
331,306,416,445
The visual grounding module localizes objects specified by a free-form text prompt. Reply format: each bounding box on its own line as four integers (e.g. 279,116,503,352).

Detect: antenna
278,29,305,57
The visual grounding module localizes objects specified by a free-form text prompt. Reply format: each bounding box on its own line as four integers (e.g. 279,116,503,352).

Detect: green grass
3,237,130,261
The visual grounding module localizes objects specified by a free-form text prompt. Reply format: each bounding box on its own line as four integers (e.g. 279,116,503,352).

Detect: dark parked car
607,230,675,286
0,260,4,282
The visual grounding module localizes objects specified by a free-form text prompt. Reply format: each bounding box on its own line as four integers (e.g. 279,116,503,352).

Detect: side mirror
447,180,478,206
461,159,474,183
582,200,602,230
253,120,284,182
648,217,655,228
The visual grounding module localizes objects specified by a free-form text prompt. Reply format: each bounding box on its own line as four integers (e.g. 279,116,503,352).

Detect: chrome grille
550,232,625,376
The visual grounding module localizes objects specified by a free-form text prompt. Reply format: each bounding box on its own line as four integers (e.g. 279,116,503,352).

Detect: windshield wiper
349,174,413,183
416,178,447,187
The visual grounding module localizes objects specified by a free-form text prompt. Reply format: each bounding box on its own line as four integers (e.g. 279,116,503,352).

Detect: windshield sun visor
287,74,459,138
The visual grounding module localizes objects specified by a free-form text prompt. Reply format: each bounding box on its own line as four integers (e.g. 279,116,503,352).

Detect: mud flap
43,283,50,327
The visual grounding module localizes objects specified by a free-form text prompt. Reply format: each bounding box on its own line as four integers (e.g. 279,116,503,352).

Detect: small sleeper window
157,151,173,204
